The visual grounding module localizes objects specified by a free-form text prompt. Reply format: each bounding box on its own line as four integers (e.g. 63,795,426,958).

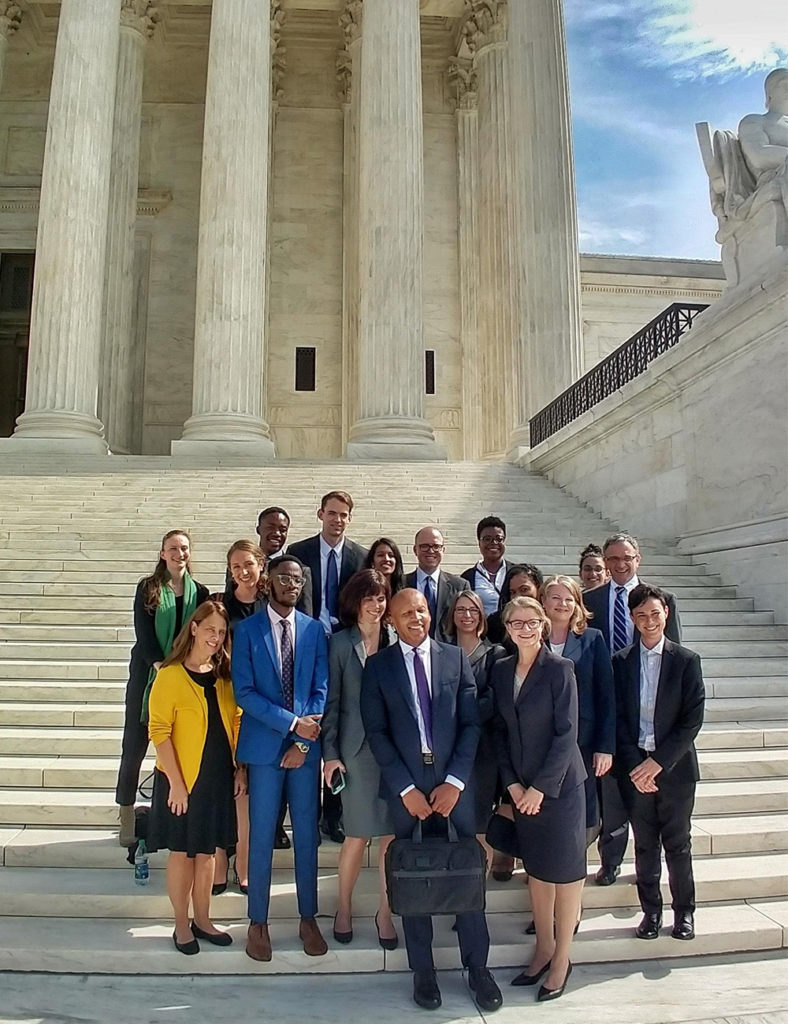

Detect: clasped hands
630,756,662,793
280,715,322,769
402,782,460,819
508,782,544,815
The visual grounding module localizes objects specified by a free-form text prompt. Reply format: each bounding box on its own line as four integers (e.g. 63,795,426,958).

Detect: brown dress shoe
299,917,328,956
246,922,272,962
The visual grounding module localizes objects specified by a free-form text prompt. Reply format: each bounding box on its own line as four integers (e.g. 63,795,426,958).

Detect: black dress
147,669,237,858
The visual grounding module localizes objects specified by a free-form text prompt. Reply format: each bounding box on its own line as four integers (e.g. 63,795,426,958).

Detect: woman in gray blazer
322,570,398,950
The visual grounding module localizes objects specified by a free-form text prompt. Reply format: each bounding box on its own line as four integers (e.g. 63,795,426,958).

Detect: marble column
507,0,582,455
99,1,157,455
5,0,120,454
464,0,521,459
450,56,482,460
0,2,22,94
172,0,275,458
347,0,444,460
337,0,362,448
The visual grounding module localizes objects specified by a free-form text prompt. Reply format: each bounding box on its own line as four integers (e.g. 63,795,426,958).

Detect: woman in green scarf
115,530,209,847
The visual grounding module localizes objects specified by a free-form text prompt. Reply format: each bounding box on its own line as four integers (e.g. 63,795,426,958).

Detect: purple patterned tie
412,647,433,751
280,619,294,711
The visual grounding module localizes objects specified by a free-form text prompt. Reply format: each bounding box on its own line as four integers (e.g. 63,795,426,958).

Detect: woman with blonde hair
491,596,586,1001
540,575,615,843
147,600,244,955
115,530,209,847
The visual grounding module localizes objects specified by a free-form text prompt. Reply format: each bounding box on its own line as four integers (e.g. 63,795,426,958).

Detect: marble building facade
0,0,724,461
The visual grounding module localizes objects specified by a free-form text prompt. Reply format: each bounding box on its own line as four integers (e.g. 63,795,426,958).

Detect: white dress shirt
473,562,506,616
415,567,441,595
609,574,640,648
267,603,298,732
397,637,465,796
319,535,345,636
638,636,664,752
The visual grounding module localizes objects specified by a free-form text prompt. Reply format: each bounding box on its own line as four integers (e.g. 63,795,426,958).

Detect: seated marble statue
739,68,788,197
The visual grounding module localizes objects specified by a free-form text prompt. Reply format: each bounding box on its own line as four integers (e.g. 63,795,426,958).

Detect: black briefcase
385,818,487,917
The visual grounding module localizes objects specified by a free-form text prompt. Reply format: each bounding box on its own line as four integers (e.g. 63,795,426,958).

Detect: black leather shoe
191,923,232,946
537,962,572,1002
672,911,695,940
413,970,441,1010
594,864,620,886
274,829,291,850
468,968,503,1012
511,960,550,986
172,929,199,955
635,913,662,940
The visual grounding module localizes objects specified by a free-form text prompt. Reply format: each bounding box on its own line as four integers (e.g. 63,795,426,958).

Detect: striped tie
613,585,629,652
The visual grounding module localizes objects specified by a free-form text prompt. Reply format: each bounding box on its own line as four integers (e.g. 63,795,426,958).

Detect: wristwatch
294,741,310,755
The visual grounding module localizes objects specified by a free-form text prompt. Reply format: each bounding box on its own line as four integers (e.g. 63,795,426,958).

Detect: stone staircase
0,458,786,974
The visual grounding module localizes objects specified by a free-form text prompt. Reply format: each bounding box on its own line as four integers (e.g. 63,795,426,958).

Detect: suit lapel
393,645,420,727
559,631,582,662
293,611,307,699
429,640,448,720
350,624,367,669
259,613,282,685
627,644,641,736
653,639,674,739
515,645,547,706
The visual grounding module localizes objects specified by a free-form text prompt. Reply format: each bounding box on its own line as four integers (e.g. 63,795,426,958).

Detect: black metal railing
529,302,709,448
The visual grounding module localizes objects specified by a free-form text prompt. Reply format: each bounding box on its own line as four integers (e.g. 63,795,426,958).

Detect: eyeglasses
607,555,638,564
480,534,505,544
455,607,481,618
272,574,304,587
418,544,444,552
507,619,543,631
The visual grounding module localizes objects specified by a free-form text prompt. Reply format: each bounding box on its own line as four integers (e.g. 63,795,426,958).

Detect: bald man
404,527,470,644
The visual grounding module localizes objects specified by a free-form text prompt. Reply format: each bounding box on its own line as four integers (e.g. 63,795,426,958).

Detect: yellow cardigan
148,663,241,794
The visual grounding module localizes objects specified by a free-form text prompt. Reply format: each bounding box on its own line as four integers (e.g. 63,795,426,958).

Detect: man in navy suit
232,555,329,961
361,589,502,1013
404,526,470,644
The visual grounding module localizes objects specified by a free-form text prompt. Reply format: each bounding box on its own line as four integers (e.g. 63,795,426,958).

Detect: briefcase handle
411,816,459,844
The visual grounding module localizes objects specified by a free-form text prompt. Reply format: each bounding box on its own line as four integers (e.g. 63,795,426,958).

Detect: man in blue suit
361,589,502,1013
232,555,329,961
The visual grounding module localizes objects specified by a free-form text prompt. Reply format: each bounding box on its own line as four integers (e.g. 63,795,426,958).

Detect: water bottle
134,840,149,886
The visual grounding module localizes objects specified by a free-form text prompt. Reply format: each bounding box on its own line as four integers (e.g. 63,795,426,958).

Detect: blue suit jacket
360,640,480,830
547,627,615,755
233,609,328,765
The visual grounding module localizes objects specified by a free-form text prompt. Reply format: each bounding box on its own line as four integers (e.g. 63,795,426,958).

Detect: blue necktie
412,648,433,751
613,585,629,652
326,548,339,620
423,575,437,626
280,620,294,711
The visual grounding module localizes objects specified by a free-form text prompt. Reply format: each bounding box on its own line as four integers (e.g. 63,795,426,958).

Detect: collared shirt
397,636,465,796
638,636,664,752
473,561,506,616
267,603,298,732
319,535,345,636
415,567,441,594
609,574,640,649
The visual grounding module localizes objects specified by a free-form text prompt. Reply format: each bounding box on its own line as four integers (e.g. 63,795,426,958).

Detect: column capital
462,0,507,55
0,1,22,41
271,0,286,102
336,0,362,103
120,0,158,39
449,55,477,111
339,0,363,48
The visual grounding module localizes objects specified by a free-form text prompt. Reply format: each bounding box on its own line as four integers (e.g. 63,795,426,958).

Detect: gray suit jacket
404,569,470,644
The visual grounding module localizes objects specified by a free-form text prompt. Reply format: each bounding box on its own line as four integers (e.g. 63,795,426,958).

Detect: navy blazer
360,640,480,810
584,580,682,651
547,627,615,755
613,638,704,785
403,569,470,644
232,608,328,765
491,645,586,799
287,534,368,620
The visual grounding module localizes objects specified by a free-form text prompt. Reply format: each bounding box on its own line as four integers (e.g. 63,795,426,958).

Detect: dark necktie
423,575,437,628
280,619,294,711
412,647,433,751
326,548,339,620
613,585,629,652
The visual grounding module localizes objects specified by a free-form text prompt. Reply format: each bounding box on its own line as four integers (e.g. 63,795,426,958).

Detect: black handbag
385,817,487,917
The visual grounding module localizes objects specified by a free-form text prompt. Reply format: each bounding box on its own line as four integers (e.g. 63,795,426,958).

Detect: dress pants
622,765,696,917
247,742,320,924
389,765,490,974
597,772,629,870
115,662,150,806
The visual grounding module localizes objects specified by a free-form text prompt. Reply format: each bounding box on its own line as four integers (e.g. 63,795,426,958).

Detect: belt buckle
422,752,434,765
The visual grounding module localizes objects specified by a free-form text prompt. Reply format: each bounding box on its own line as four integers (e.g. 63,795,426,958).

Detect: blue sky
564,0,788,260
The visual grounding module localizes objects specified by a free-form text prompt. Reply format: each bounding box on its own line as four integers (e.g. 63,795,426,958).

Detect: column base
506,424,531,466
0,410,109,455
347,415,446,461
171,437,276,461
172,412,276,461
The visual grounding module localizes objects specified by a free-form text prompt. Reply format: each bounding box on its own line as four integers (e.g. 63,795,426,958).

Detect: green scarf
140,572,198,722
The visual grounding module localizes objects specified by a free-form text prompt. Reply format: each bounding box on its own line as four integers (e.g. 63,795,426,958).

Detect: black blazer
583,580,682,651
360,640,479,832
491,645,586,799
404,569,470,644
287,534,368,620
546,627,615,754
612,638,704,784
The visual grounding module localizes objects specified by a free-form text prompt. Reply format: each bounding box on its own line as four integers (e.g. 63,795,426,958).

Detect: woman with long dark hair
364,537,405,597
115,530,208,847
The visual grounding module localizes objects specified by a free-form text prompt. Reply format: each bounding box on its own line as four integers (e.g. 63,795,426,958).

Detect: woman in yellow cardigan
147,600,244,955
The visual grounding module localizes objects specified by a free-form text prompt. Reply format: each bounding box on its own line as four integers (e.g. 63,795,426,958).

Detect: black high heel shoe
537,962,573,1002
333,913,353,944
211,881,227,896
511,960,550,986
375,912,398,950
231,864,248,895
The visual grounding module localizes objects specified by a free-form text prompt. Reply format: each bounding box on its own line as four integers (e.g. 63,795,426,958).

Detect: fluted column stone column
347,0,444,460
464,0,521,459
172,0,275,459
507,0,582,455
5,0,120,454
99,0,157,455
0,2,22,94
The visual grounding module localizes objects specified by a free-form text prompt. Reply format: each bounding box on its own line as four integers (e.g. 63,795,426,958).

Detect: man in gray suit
404,526,470,644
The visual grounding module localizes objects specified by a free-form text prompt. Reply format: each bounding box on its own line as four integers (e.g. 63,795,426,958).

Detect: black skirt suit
491,645,587,884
